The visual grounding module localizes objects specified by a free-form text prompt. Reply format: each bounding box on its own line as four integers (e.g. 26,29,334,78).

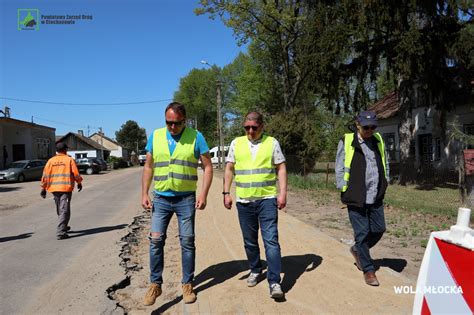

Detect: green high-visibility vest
152,127,198,192
342,132,386,192
234,135,277,199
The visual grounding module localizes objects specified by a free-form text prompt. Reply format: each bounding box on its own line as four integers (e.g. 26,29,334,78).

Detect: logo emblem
18,9,39,30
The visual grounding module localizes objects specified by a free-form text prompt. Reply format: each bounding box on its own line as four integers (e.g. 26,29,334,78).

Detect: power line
0,96,173,106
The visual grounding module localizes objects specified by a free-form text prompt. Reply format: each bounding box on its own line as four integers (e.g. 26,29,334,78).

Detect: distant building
0,117,56,169
370,91,474,173
89,133,128,159
56,131,110,160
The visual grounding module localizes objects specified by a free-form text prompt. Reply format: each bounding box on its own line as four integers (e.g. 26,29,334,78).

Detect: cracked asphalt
0,167,142,314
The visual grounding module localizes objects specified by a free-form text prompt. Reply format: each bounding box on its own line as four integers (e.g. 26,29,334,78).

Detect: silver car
0,160,46,182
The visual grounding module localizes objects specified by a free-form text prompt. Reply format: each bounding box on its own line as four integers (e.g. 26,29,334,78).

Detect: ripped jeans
149,193,196,284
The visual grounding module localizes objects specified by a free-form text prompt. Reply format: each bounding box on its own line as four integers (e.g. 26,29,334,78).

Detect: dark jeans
149,193,196,284
53,192,72,237
236,198,282,285
348,202,386,273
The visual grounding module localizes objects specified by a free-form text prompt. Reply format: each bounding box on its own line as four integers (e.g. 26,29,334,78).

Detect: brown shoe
364,271,380,286
349,246,362,271
182,283,197,304
143,283,162,306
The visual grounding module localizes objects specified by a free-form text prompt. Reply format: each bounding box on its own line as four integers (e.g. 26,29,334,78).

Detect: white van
209,146,229,166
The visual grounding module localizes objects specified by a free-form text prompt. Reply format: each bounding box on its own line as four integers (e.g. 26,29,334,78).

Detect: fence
285,154,472,210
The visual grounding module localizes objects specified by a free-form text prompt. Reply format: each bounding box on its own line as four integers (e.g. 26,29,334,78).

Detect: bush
107,156,129,169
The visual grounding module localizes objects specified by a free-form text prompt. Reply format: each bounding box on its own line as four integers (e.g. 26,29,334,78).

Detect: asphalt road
0,167,143,315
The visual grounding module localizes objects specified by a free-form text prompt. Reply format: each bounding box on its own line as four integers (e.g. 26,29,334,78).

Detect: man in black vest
335,111,389,286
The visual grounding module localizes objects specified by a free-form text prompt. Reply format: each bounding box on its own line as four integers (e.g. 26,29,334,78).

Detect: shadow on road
152,260,248,314
374,258,407,273
152,253,322,313
68,224,127,238
0,232,34,243
281,254,323,293
0,186,22,192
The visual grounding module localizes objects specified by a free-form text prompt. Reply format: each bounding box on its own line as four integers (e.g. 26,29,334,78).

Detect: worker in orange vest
41,142,83,240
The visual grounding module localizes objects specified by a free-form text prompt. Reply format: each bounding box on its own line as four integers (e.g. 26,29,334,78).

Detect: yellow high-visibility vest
234,135,277,199
153,127,198,192
342,132,386,192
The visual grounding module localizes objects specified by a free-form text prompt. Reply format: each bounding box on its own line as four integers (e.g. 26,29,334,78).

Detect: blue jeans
236,198,281,285
150,193,196,284
348,202,386,273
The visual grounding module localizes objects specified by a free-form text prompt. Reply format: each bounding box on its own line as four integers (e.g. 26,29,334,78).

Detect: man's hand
142,195,152,211
195,194,207,210
224,194,233,209
77,183,83,192
40,189,46,199
277,194,287,210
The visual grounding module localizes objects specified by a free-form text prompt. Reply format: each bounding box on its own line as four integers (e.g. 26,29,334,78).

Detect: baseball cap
357,111,378,127
56,142,69,152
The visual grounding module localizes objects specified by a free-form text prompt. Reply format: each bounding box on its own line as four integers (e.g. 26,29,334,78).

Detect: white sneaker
270,283,284,299
246,272,262,287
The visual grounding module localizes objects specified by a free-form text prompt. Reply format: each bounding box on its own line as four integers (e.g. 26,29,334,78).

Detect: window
36,138,50,159
382,133,397,162
464,124,474,150
75,153,88,159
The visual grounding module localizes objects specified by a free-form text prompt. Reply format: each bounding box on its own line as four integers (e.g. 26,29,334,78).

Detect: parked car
75,158,102,175
0,159,46,182
95,158,108,171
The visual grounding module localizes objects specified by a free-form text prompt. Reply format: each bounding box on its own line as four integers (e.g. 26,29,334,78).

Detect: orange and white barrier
413,208,474,314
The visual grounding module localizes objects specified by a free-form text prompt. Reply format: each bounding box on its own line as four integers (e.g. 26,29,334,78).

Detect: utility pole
99,127,104,159
201,59,224,169
216,80,224,169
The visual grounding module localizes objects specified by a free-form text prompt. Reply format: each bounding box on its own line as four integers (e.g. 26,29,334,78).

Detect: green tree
339,1,473,183
196,1,325,110
174,68,219,146
115,120,147,153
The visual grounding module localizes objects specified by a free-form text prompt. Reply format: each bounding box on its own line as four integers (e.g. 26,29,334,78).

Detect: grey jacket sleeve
385,147,390,181
335,139,345,190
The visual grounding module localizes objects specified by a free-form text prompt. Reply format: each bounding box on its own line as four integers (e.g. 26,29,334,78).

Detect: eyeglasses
166,120,185,127
362,125,377,130
244,125,259,131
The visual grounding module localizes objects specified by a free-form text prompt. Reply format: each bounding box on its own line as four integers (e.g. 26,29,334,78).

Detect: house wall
445,103,474,170
378,103,473,173
68,150,98,159
0,119,55,169
90,134,119,150
110,148,124,158
377,116,400,163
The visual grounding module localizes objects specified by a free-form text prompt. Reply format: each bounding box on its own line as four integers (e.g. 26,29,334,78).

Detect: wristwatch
222,192,230,195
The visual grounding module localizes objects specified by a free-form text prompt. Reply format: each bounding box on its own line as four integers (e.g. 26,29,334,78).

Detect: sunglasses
362,125,377,130
166,120,185,127
244,125,259,131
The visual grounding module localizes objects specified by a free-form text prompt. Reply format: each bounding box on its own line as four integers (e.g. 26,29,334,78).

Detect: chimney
78,130,84,136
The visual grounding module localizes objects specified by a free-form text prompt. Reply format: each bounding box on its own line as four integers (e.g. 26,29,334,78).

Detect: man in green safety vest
223,111,287,299
335,111,389,286
141,102,213,306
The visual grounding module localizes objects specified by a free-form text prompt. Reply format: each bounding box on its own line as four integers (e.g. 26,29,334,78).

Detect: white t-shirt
226,135,285,202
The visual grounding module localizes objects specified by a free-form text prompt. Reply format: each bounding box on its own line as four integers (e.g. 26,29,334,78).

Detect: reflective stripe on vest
234,135,277,199
341,132,387,192
152,127,198,192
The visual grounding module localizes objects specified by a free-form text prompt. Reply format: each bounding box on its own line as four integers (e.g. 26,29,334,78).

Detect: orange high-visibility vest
41,153,83,192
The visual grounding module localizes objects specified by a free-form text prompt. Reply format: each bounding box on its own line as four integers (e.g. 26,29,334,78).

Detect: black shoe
57,234,69,240
65,226,71,232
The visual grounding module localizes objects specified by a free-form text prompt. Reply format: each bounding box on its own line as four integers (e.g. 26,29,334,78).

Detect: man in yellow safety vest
335,111,389,286
223,111,287,299
141,102,213,306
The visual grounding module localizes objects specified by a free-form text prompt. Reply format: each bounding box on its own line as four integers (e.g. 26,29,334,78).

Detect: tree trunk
398,79,417,185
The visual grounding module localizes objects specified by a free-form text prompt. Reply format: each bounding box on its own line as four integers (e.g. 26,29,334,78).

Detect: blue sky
0,0,245,139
